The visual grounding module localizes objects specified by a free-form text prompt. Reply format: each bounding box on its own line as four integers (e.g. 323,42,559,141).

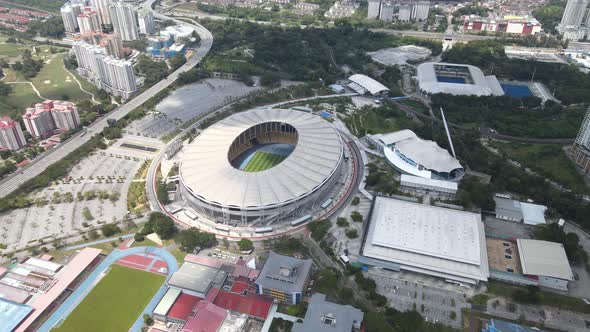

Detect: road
371,29,497,42
0,0,213,199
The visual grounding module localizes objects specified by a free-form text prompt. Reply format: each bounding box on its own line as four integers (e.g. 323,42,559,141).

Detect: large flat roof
517,239,573,280
361,196,489,284
168,262,226,296
292,293,363,332
180,108,343,209
417,62,504,96
256,251,312,293
0,298,32,332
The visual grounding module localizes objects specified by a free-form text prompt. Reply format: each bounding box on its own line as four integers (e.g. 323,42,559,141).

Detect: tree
336,217,348,227
145,212,176,239
308,220,331,241
345,228,358,239
238,238,254,251
0,81,12,96
89,229,99,240
134,233,145,242
168,53,187,71
260,72,281,87
176,227,217,252
101,223,121,237
350,211,363,222
351,196,360,205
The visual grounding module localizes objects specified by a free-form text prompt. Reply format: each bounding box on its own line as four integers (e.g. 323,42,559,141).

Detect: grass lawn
244,151,287,172
0,40,28,58
490,142,587,193
53,265,164,332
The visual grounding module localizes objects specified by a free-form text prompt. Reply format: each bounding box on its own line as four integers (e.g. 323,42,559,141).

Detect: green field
53,265,165,332
244,151,287,172
490,142,587,193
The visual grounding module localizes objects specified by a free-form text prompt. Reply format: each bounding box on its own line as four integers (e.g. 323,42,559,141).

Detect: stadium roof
256,251,312,293
180,109,343,209
348,74,390,95
153,288,181,317
370,130,462,173
0,298,32,332
517,239,574,280
292,293,363,332
168,262,227,296
417,62,504,96
361,196,489,284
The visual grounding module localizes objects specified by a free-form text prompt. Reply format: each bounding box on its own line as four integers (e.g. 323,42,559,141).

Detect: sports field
53,265,164,332
244,151,287,172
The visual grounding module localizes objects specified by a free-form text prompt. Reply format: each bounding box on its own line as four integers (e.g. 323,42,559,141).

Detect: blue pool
436,76,466,84
501,84,533,98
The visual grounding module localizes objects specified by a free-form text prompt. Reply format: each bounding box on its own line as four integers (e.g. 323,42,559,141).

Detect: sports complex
178,108,345,227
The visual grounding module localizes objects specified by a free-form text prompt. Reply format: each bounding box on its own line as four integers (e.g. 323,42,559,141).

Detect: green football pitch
53,265,165,332
243,151,287,172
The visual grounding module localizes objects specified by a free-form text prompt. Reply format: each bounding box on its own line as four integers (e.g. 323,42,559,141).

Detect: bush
345,228,358,239
336,217,349,227
134,233,145,242
101,223,121,237
82,207,94,221
350,211,363,223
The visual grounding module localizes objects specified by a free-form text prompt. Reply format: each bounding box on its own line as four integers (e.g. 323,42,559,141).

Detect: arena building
179,109,344,226
367,129,464,181
417,62,504,96
359,196,489,286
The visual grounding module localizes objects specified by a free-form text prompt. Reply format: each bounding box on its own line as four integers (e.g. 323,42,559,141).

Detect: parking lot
125,78,261,139
369,270,468,328
0,148,145,251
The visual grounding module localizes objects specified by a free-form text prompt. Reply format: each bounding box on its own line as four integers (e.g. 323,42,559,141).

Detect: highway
0,0,213,198
371,29,497,42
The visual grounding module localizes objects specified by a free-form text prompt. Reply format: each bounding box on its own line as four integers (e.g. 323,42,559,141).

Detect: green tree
238,238,254,251
101,223,121,237
169,53,187,71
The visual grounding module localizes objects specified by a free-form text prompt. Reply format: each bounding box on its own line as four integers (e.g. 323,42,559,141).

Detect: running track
38,247,178,332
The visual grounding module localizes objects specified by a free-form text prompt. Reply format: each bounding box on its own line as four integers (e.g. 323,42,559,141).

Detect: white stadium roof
180,109,343,209
348,74,389,95
416,62,504,96
362,196,489,284
370,130,462,174
517,239,574,281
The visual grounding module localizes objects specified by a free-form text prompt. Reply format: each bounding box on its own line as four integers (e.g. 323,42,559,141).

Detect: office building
138,8,155,35
73,41,137,99
367,0,380,19
292,293,364,332
109,1,138,41
91,0,112,25
379,2,395,22
77,7,100,34
573,106,590,173
60,1,83,33
413,1,429,21
0,117,26,151
398,4,412,21
255,251,312,304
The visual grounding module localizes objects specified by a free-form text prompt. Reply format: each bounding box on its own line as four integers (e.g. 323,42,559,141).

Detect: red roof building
213,290,273,320
167,293,202,322
181,301,227,332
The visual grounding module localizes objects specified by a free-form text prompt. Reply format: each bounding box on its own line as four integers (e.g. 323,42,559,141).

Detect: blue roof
486,319,543,332
0,298,33,331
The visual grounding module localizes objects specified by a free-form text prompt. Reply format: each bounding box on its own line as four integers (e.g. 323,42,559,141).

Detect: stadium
179,108,344,226
417,62,505,96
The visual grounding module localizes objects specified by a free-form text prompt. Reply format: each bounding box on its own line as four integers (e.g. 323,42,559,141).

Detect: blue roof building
0,298,33,332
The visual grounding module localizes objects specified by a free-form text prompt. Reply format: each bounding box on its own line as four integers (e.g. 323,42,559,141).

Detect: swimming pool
501,84,533,98
436,76,466,84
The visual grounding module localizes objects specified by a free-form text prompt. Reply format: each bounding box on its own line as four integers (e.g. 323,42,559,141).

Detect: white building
160,25,195,40
99,33,123,59
60,1,84,33
22,103,56,139
557,0,590,40
49,100,81,131
109,2,139,41
91,0,112,26
347,74,389,96
400,174,458,195
0,117,26,151
360,196,489,285
493,196,547,225
517,239,574,291
573,106,590,173
413,1,429,21
398,4,412,21
138,8,155,35
73,41,137,99
367,0,380,19
379,2,395,22
417,62,504,96
77,8,101,34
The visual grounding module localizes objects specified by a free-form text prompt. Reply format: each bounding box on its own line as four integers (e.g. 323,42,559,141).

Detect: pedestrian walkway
38,246,179,332
64,234,135,251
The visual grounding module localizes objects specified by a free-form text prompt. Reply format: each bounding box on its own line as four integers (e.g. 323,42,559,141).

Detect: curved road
0,0,213,198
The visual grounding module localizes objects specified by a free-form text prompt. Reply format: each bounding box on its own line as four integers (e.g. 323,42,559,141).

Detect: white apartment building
109,2,139,41
138,8,155,35
380,2,395,22
413,1,429,21
60,1,84,33
91,0,112,26
77,8,101,34
49,100,81,131
398,4,411,21
22,100,81,139
367,0,380,19
0,117,26,151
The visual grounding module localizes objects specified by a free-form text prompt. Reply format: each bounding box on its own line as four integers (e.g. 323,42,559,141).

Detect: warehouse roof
361,196,489,284
168,262,227,296
517,239,574,280
348,74,390,95
256,251,312,293
180,109,343,209
0,298,32,332
400,174,458,191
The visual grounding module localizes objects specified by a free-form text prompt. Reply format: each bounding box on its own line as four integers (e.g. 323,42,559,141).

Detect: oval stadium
179,108,344,226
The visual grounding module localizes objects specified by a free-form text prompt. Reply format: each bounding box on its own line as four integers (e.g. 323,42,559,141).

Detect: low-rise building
292,293,364,332
255,251,312,304
494,195,547,225
463,15,542,35
0,117,26,151
517,239,574,291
